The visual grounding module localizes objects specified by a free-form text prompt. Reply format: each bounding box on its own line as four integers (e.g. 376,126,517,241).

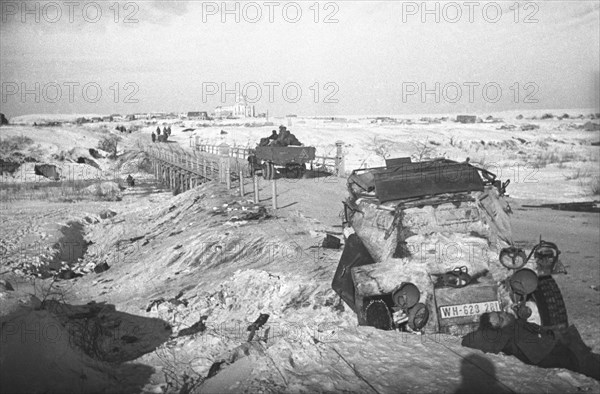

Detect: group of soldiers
152,126,172,143
258,125,302,147
116,125,131,133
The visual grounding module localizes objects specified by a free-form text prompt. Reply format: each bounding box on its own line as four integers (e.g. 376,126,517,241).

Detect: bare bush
411,138,436,161
564,168,590,180
0,135,34,155
370,136,390,161
155,346,206,394
97,135,122,158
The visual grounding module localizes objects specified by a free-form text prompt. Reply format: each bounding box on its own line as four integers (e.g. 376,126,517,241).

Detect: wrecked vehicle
332,157,568,335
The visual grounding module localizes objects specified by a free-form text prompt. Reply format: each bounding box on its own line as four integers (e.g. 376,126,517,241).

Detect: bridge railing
137,137,346,209
190,136,346,177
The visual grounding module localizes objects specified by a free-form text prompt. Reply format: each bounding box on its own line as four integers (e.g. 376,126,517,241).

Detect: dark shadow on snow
455,354,511,394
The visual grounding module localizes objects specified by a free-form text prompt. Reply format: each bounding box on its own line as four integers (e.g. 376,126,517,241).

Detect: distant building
215,94,255,118
147,112,167,120
187,111,209,120
457,115,477,124
102,115,113,122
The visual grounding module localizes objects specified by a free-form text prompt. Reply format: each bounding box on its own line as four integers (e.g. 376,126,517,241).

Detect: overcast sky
1,1,598,117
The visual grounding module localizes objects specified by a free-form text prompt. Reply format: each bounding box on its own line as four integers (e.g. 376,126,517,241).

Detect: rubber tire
262,162,274,180
286,164,303,179
530,276,568,330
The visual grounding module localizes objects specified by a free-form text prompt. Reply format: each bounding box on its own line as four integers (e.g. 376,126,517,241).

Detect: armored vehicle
332,157,568,334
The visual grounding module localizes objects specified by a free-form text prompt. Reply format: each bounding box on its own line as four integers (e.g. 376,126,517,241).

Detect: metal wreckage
332,157,568,335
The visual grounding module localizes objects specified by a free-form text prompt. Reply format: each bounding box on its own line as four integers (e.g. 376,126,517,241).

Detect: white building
215,94,255,118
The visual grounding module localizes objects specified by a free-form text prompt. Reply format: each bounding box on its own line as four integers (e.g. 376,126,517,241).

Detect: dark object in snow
94,262,110,273
99,209,117,219
207,361,226,379
247,313,269,341
126,174,135,187
520,123,539,131
58,269,83,279
331,234,376,313
146,291,189,312
232,206,270,221
247,313,269,332
88,148,103,159
34,164,60,180
582,121,600,131
365,299,393,330
457,115,476,124
462,312,600,381
220,129,228,135
178,316,208,337
0,279,15,291
322,234,341,249
521,201,600,214
0,113,8,125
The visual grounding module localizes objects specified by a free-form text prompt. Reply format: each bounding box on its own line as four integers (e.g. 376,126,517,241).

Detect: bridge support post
271,179,277,210
226,159,231,189
253,174,260,204
239,170,244,196
335,140,345,177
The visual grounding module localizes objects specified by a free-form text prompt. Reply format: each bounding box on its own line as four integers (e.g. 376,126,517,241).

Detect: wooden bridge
137,140,346,208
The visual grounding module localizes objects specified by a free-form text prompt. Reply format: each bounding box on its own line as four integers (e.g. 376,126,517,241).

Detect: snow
0,110,599,393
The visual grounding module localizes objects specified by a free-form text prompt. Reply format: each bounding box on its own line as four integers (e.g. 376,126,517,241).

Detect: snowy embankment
55,180,600,393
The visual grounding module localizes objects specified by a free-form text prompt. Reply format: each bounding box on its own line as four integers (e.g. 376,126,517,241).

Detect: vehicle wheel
286,164,303,179
407,303,429,331
530,276,568,330
262,162,274,180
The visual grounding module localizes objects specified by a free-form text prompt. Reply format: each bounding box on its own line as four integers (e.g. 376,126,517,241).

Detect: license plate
439,301,500,319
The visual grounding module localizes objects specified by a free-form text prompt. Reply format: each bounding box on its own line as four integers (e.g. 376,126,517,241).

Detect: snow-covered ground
1,109,599,393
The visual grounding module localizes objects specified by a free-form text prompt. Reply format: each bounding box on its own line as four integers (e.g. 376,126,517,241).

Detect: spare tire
530,276,568,330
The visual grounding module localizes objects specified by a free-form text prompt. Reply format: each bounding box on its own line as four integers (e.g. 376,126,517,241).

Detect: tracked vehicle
332,157,568,334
